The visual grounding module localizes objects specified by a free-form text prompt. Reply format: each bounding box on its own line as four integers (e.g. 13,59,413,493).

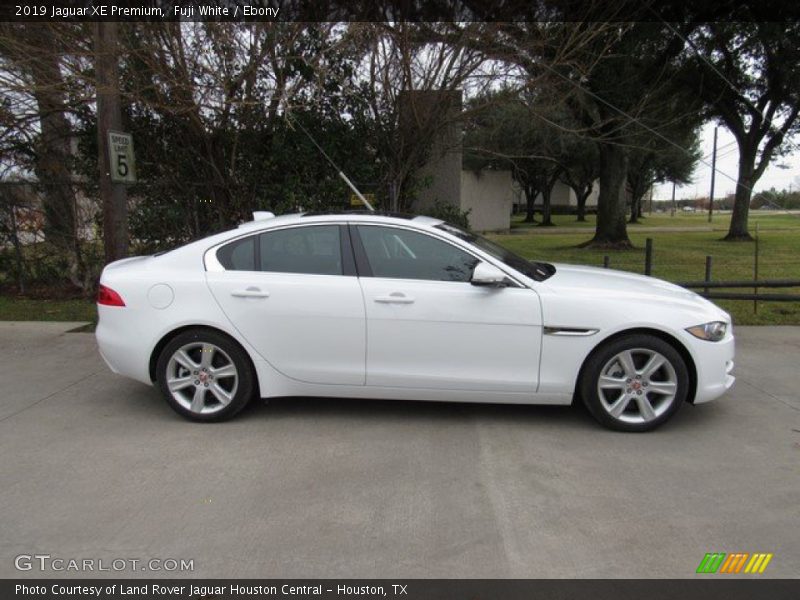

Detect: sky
652,122,800,201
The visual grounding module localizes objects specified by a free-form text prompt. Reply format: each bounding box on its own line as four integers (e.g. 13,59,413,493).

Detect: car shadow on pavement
239,394,597,430
117,378,731,435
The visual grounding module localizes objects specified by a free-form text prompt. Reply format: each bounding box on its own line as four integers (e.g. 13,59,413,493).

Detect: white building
406,90,600,232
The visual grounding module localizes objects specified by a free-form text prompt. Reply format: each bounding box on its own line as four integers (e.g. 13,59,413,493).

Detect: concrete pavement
0,322,798,578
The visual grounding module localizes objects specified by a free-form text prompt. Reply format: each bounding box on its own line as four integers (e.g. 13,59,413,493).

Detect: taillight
97,284,126,307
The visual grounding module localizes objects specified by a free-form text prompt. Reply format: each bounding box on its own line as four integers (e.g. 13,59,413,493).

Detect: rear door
206,223,366,385
352,224,542,393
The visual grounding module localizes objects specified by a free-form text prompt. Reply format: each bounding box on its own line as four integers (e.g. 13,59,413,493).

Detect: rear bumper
95,305,153,385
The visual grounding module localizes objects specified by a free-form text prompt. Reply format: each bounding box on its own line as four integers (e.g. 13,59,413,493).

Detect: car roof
234,211,443,233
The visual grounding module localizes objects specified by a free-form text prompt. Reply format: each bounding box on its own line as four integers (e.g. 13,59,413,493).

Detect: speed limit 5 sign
108,131,137,183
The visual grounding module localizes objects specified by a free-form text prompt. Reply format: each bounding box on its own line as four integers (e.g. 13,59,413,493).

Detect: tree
685,18,800,240
0,23,86,284
464,89,566,226
347,22,489,212
449,14,700,248
558,130,600,222
99,22,375,248
626,101,703,223
548,20,698,247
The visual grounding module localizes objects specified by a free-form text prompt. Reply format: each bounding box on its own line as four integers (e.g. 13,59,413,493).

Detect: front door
353,224,542,393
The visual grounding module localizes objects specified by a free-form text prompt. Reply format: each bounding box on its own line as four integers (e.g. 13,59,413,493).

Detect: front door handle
374,292,415,304
231,287,270,299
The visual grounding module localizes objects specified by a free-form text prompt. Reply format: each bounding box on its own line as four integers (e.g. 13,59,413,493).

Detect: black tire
156,328,255,422
580,334,689,432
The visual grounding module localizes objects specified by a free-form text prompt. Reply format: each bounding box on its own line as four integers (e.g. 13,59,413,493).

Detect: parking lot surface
1,322,798,578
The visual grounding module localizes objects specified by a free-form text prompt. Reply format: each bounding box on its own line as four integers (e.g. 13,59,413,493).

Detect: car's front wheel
580,334,689,432
156,329,255,422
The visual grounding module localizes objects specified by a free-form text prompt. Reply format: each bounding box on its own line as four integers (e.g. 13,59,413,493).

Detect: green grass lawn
511,209,800,231
0,295,97,323
491,215,800,325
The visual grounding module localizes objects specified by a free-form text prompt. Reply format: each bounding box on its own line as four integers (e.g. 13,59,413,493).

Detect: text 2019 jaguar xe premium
96,212,734,431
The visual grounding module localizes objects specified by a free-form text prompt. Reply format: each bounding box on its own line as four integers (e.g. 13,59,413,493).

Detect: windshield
435,223,555,282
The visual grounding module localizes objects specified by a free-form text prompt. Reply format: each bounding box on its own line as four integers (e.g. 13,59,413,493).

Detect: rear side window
357,225,478,282
216,236,256,271
259,225,342,276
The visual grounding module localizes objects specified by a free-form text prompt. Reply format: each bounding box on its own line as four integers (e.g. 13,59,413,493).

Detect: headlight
686,321,727,342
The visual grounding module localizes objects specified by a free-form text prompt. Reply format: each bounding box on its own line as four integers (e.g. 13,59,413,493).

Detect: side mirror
471,262,509,287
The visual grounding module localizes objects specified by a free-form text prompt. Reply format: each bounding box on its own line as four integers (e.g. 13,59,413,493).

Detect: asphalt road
1,322,798,579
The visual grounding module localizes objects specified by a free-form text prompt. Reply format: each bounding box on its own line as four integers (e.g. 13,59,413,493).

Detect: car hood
543,263,729,319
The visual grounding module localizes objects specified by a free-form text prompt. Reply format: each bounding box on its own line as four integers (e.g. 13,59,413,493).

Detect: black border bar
4,579,800,600
3,0,800,23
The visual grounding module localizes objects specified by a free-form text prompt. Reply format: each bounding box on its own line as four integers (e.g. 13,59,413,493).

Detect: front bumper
689,332,735,404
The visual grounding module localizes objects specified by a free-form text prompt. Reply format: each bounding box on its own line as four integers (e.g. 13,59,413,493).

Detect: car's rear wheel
156,329,254,422
580,334,689,432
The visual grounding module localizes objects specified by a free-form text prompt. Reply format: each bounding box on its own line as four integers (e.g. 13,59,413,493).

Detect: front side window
435,222,555,281
259,225,342,276
357,225,478,282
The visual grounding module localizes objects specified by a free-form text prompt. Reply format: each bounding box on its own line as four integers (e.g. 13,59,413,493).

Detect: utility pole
95,21,128,263
708,126,717,223
671,181,676,217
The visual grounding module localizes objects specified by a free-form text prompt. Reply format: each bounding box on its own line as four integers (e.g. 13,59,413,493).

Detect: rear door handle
231,287,270,299
374,293,415,304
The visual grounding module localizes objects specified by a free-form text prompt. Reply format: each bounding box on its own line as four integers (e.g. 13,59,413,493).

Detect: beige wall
539,181,600,207
460,170,514,232
400,90,463,214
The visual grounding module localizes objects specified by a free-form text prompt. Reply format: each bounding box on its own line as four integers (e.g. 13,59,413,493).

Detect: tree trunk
725,149,756,241
584,145,631,248
629,194,640,224
22,25,82,286
524,184,537,223
96,21,129,263
575,189,590,222
539,187,554,226
5,200,26,294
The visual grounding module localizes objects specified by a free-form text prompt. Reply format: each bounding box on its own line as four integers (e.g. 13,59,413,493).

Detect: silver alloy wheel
166,342,239,415
596,348,678,424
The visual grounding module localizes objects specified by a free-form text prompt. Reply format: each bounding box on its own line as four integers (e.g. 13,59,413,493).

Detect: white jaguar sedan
96,211,735,431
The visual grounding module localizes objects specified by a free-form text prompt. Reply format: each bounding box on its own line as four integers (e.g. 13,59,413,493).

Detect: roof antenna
285,112,375,212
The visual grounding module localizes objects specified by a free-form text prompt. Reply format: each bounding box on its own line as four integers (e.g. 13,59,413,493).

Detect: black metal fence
601,231,800,313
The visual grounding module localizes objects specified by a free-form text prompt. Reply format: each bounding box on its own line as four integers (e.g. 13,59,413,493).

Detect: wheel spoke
167,375,194,391
209,383,232,406
210,363,236,379
617,351,637,378
608,395,632,418
599,375,627,390
647,380,677,396
200,344,215,368
173,349,198,371
635,395,657,421
190,387,206,412
641,353,666,378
